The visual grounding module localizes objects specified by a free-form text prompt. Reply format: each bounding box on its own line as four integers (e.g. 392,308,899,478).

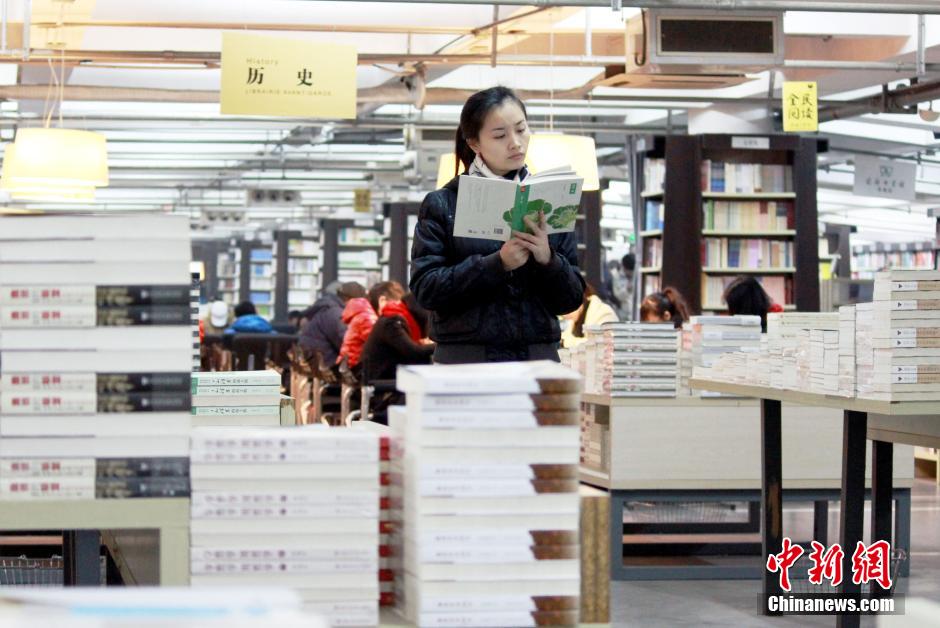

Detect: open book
453,165,584,241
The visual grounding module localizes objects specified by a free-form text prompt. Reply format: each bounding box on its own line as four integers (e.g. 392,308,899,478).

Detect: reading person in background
338,280,405,372
299,281,365,367
560,282,619,348
410,86,585,364
723,275,783,333
225,301,274,334
639,287,690,330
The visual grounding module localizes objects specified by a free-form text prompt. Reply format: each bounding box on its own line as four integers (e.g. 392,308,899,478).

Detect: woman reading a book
410,86,585,364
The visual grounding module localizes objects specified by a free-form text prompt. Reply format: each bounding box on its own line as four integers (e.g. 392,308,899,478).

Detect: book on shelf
642,158,665,194
453,167,583,242
700,238,793,269
702,200,794,232
700,161,792,194
644,199,664,230
643,238,663,268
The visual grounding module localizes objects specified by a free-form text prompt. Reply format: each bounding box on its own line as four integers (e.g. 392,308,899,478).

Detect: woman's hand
514,211,553,265
499,238,530,271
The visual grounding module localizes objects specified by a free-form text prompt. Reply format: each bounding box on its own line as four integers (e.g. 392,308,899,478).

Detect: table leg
836,410,867,628
813,500,829,545
63,530,101,586
871,440,893,600
761,398,783,616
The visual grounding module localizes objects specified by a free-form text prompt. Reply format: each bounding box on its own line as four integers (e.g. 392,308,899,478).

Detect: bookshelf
246,242,275,319
851,240,935,280
214,242,241,306
632,134,821,314
272,229,321,321
321,218,384,287
382,202,421,287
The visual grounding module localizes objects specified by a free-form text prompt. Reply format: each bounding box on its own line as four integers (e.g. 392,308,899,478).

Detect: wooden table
690,379,939,628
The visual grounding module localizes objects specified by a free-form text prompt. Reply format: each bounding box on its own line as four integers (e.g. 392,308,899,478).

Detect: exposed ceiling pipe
820,79,940,122
288,0,940,13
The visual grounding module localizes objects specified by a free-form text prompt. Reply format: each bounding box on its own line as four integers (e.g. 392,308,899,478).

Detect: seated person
300,281,365,368
361,293,434,422
225,301,274,334
560,282,619,348
639,287,690,329
723,276,782,332
338,281,405,372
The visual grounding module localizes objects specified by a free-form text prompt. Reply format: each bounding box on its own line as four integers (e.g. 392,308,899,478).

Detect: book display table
689,379,938,628
578,394,913,583
0,498,190,586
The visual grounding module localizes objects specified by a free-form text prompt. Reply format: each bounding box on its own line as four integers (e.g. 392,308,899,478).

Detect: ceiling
0,1,938,246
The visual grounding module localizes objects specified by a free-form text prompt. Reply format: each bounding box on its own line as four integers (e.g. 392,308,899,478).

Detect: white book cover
190,449,378,465
0,414,191,438
190,518,378,536
0,435,190,458
190,406,280,417
190,463,379,481
190,559,378,576
453,171,582,242
406,394,535,412
0,215,189,240
0,262,190,286
0,457,96,477
402,428,579,449
0,239,190,263
192,385,281,397
401,560,579,583
188,572,374,588
189,546,377,563
191,503,379,520
0,326,194,351
0,350,194,373
191,491,378,509
192,371,281,387
191,394,280,407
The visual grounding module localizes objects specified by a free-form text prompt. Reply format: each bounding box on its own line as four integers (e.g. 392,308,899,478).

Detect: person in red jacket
337,281,405,371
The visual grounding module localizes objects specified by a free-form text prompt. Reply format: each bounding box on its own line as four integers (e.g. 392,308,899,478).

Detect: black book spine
95,285,191,306
96,393,192,413
97,373,191,394
96,457,190,478
95,476,191,499
96,305,192,326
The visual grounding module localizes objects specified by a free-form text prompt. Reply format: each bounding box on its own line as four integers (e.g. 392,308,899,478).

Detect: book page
453,175,519,241
513,177,583,235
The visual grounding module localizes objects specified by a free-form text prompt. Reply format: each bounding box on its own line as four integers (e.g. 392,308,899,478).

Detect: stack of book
391,362,582,628
859,270,940,401
676,322,694,396
190,272,201,372
189,426,381,626
688,316,762,395
587,323,679,397
0,215,193,500
190,370,282,427
579,401,608,474
855,302,876,398
807,314,841,395
838,306,857,398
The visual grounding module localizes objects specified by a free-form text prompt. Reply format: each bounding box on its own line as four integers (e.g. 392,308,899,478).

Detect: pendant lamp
527,133,600,191
436,152,458,189
1,128,108,201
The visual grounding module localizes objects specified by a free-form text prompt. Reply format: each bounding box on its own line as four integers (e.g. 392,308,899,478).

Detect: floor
611,475,940,627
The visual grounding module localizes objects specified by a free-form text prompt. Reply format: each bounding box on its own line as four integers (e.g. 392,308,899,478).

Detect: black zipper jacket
409,176,585,353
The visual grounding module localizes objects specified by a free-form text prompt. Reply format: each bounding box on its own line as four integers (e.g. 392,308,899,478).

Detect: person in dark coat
410,86,585,364
298,281,365,365
360,293,434,423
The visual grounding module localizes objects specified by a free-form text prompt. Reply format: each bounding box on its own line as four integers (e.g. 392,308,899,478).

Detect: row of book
701,200,794,232
700,238,794,270
189,425,382,627
643,199,664,231
686,316,763,397
191,370,281,427
852,249,934,277
390,362,582,628
338,250,379,269
701,161,792,194
572,324,679,397
697,270,940,403
643,238,663,269
642,159,666,195
0,215,194,500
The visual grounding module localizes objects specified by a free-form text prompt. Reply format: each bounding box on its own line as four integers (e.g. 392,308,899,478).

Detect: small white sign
894,373,917,384
893,282,917,292
731,136,770,150
893,301,917,311
894,328,917,338
853,156,917,201
893,338,916,348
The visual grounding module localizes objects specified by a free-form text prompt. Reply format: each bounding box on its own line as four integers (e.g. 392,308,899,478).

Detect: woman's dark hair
723,276,772,332
368,280,405,314
640,287,690,329
452,86,528,178
571,282,598,339
234,301,256,317
403,292,430,338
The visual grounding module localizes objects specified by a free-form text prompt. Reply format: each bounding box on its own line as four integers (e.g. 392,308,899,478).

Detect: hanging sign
782,82,818,133
221,32,357,118
354,189,372,213
853,156,917,201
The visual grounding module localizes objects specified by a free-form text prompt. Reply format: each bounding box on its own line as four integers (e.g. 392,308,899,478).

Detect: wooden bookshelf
632,134,821,313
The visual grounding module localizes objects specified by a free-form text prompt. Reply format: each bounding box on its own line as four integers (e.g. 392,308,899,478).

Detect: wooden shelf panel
640,267,661,274
640,229,663,238
641,191,664,199
702,192,796,199
702,267,796,274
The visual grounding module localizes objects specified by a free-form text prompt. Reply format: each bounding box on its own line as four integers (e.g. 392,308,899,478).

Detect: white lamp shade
1,144,97,201
436,152,458,188
4,128,108,188
527,133,600,191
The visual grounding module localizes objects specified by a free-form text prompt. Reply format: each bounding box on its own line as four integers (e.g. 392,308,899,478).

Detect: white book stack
689,316,762,396
676,322,694,396
0,215,192,501
807,313,841,395
838,306,857,397
859,271,940,401
191,370,282,427
855,303,876,397
767,313,797,390
189,426,381,627
392,362,582,628
587,323,679,397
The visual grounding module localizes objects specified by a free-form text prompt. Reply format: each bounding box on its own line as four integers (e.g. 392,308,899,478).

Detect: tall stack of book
587,323,679,397
0,215,193,500
688,316,762,395
392,362,582,628
190,371,282,427
855,302,876,398
838,306,857,398
190,272,201,372
677,322,694,396
189,426,380,627
807,313,840,395
859,270,940,401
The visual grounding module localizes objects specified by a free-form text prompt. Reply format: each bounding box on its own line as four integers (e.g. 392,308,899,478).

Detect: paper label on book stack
389,361,581,627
